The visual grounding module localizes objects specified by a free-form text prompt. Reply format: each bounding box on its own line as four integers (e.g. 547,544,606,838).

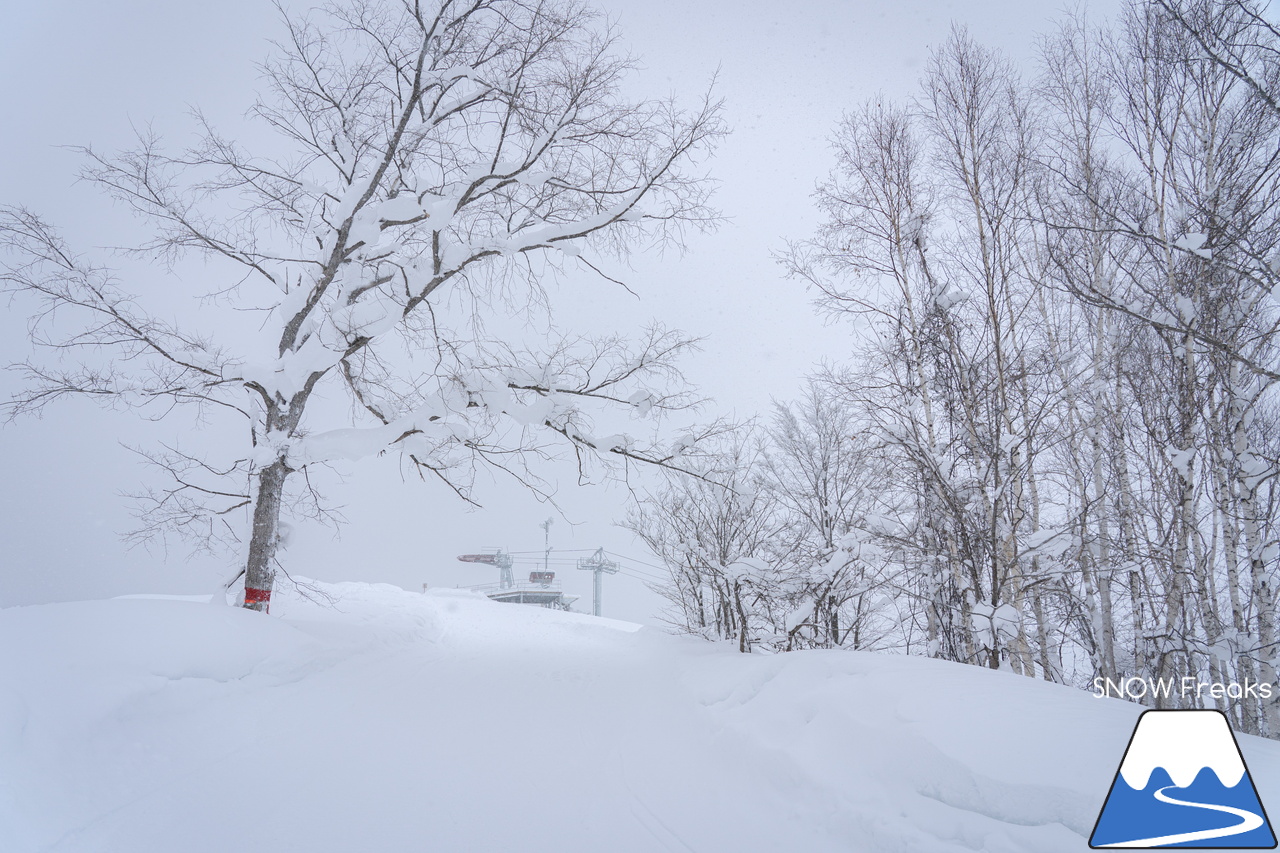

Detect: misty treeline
627,0,1280,735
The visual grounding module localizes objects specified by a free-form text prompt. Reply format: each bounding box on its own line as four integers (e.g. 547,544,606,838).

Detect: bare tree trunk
1215,448,1256,728
1032,587,1060,682
244,460,290,613
1238,443,1280,734
734,580,751,653
1091,310,1120,681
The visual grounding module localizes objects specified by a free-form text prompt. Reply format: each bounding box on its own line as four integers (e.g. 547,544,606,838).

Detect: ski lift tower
577,548,619,617
455,549,578,610
457,550,515,588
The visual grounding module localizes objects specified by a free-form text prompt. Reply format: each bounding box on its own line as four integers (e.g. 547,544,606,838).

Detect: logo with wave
1090,709,1276,848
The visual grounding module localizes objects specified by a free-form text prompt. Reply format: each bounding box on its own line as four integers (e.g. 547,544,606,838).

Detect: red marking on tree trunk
245,586,272,611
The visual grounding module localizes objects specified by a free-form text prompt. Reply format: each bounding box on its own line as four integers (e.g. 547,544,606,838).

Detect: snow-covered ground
2,581,1276,852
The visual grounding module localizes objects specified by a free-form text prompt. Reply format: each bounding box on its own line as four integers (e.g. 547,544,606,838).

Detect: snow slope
2,581,1278,853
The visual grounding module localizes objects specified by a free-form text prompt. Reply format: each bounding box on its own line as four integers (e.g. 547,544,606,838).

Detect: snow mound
2,580,1278,853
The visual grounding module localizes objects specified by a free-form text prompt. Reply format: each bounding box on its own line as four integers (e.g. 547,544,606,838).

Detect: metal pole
541,518,553,576
576,547,618,617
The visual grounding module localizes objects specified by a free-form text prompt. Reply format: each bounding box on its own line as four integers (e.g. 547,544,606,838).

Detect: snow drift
3,580,1279,852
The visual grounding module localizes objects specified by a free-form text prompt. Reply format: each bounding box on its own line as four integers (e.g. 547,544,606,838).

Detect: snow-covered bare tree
761,379,890,650
763,380,870,568
0,0,724,611
770,0,1280,734
783,28,1063,674
1030,0,1280,729
623,430,785,651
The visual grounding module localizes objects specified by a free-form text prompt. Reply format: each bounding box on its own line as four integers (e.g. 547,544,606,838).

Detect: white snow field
3,582,1278,853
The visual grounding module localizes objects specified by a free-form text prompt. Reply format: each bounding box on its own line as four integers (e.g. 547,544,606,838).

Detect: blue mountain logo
1091,709,1277,848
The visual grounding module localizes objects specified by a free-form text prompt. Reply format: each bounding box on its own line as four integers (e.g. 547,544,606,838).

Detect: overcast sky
0,0,1122,622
